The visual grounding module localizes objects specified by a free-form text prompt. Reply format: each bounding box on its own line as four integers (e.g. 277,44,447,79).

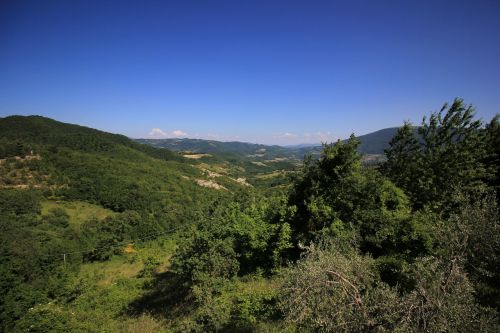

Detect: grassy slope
0,115,289,332
43,236,287,332
41,200,115,227
63,239,176,332
0,116,238,330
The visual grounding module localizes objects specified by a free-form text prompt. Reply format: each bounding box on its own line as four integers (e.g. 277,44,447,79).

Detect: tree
383,98,491,210
288,136,364,243
483,115,500,195
382,122,421,201
288,136,411,256
435,191,500,309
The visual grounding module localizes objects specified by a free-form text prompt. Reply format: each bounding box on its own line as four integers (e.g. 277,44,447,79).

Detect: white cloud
148,128,188,139
172,129,187,137
146,129,339,145
148,128,168,138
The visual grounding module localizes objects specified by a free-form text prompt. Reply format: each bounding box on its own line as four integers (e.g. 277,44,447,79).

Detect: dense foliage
0,115,227,332
382,99,496,210
0,100,498,332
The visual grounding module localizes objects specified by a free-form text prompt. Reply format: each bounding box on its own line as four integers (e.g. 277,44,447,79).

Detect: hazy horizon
1,1,499,144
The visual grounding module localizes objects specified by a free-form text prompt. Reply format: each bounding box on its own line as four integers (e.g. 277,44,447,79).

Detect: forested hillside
0,115,246,331
136,127,401,157
136,138,295,158
135,127,403,188
1,99,499,332
135,127,400,160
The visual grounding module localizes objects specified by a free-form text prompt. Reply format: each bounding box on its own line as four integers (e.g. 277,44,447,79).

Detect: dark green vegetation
136,138,303,189
135,127,398,188
136,138,300,158
1,99,499,332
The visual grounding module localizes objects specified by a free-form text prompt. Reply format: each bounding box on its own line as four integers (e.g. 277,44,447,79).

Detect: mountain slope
135,138,302,188
136,127,402,159
135,138,301,159
355,127,399,154
134,128,403,184
0,115,245,214
0,115,183,162
0,116,236,331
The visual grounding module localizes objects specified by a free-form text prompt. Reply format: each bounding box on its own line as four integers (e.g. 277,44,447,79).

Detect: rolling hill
0,115,249,211
134,128,405,184
0,115,404,201
1,112,497,332
0,116,242,331
135,138,303,188
135,127,403,163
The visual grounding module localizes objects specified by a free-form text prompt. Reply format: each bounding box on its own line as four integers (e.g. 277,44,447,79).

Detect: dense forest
0,98,499,332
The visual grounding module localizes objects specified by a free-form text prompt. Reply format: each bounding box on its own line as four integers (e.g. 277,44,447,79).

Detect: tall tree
288,136,363,242
383,98,490,210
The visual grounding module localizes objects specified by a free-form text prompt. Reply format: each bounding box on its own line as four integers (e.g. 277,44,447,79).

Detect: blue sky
1,0,499,145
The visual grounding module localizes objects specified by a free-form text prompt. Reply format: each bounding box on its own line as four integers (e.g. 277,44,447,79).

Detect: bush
278,243,400,332
43,207,70,228
14,303,84,333
0,189,41,215
278,243,499,332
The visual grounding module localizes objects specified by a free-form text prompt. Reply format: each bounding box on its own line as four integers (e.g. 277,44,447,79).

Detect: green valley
1,99,499,332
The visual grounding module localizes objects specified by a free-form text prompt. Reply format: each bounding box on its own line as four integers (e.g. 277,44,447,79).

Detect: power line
38,219,200,263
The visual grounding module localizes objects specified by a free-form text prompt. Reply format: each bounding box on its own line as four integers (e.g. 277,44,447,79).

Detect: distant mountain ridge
137,138,290,156
0,115,404,191
136,127,402,158
0,115,299,189
0,115,401,158
354,127,400,154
